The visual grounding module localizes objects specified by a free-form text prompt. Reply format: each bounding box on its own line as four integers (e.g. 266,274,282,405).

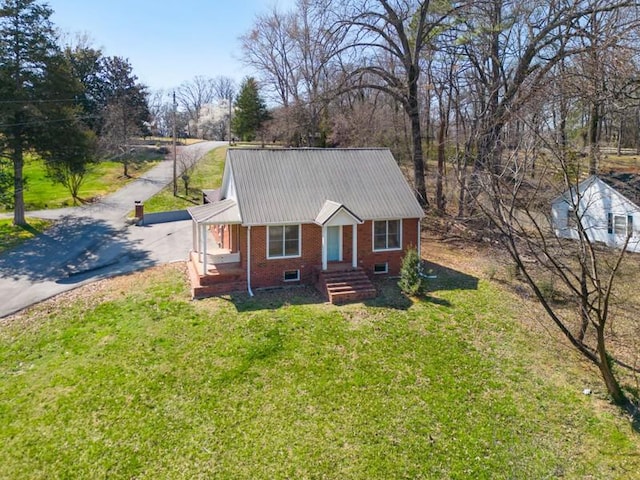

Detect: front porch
187,250,247,298
187,199,246,298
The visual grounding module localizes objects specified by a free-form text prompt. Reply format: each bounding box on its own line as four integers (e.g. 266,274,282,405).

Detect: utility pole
172,90,177,196
228,94,232,145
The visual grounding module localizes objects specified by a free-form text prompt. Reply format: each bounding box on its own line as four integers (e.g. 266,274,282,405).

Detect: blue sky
49,0,294,92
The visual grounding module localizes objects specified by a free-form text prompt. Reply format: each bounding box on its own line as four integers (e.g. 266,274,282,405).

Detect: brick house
187,148,425,303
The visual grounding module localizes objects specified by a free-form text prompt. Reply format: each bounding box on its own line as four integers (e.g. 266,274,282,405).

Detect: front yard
1,252,638,478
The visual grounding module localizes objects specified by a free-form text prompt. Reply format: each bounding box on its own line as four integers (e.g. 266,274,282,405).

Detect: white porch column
322,225,328,271
202,224,208,274
247,226,253,296
352,224,358,268
192,220,197,254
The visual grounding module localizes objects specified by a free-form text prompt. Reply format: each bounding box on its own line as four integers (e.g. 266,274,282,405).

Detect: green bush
398,247,424,296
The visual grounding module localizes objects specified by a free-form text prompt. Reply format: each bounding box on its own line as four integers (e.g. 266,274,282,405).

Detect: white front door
327,226,342,262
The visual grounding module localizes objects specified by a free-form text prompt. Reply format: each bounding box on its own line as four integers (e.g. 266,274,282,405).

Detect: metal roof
188,198,241,224
601,172,640,208
225,148,424,226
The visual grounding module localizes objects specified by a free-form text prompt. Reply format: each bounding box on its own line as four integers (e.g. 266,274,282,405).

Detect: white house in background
551,173,640,252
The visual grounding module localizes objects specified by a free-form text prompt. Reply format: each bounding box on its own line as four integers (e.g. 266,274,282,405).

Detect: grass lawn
143,146,227,213
1,263,638,479
0,217,52,254
1,153,161,212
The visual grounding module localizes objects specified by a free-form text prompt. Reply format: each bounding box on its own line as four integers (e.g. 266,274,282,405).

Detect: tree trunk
595,326,628,405
436,119,446,212
616,116,623,156
589,102,599,175
578,270,589,342
407,89,428,207
12,142,26,226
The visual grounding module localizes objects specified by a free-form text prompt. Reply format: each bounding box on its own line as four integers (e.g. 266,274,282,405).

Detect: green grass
1,264,638,479
0,217,52,254
2,153,162,212
143,146,227,213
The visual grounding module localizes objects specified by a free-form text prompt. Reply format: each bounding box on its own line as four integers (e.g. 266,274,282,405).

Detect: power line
0,98,81,105
0,114,99,128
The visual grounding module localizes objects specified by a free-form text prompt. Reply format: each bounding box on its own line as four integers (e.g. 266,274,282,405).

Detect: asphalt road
0,141,226,319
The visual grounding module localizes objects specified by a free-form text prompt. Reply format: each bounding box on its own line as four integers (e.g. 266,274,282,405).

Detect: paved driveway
0,141,226,318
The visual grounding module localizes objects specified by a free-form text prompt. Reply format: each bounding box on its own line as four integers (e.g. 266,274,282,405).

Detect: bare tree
331,0,463,207
474,120,636,408
240,5,299,107
176,75,215,138
241,0,345,146
175,147,200,197
147,88,172,137
457,0,637,213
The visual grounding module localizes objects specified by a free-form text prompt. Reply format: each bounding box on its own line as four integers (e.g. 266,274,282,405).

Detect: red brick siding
208,224,240,253
233,218,420,289
356,218,419,276
242,224,322,288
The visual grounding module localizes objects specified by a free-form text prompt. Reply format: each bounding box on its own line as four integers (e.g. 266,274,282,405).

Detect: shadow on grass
421,259,479,293
0,220,50,254
225,258,479,313
363,260,479,309
175,194,199,205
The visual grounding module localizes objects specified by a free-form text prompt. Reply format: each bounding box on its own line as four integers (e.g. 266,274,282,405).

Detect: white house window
268,225,301,258
373,220,401,251
608,214,633,236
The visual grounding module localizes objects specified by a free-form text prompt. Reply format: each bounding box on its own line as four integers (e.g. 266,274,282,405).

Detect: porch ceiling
188,198,242,225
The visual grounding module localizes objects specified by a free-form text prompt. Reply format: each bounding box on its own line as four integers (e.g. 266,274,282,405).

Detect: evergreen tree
97,56,150,177
0,0,85,225
398,248,424,296
231,77,270,142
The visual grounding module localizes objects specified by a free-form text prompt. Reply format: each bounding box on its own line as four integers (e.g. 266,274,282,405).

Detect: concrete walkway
0,141,226,319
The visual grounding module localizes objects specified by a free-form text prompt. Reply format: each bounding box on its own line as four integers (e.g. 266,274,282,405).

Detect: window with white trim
268,225,301,258
373,262,388,274
373,220,401,251
608,213,633,236
283,270,300,281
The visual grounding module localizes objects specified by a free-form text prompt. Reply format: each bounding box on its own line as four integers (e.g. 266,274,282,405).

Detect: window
373,220,401,251
283,270,300,282
268,225,300,258
608,213,633,236
373,263,388,274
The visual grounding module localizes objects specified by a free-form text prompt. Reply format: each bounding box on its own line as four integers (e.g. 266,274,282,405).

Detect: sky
48,0,294,93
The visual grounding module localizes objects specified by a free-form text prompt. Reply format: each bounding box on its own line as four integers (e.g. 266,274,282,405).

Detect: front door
327,226,342,262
